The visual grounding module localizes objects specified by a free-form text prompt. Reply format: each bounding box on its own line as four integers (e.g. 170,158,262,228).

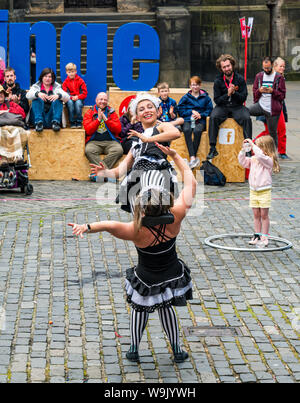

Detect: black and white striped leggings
129,305,182,354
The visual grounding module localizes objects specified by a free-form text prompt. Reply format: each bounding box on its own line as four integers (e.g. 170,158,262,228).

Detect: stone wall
188,0,300,82
117,0,151,13
2,0,299,83
156,7,191,87
188,2,270,83
29,0,64,14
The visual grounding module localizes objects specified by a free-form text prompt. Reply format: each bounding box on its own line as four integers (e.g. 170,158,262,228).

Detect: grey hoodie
26,81,70,103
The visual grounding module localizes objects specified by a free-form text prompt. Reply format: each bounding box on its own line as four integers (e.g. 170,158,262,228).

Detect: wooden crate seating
209,118,245,183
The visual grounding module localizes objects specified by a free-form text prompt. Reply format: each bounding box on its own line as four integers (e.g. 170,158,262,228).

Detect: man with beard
207,54,252,160
248,57,286,148
3,67,29,117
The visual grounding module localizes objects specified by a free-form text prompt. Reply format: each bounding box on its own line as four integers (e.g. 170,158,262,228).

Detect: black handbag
200,160,226,186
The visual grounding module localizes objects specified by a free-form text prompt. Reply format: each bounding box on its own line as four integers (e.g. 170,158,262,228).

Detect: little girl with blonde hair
238,135,280,247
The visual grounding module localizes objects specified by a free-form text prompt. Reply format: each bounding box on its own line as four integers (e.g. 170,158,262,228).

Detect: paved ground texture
0,83,299,384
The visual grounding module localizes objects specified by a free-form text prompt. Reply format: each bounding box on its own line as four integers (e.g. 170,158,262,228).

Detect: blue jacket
177,90,213,126
158,96,178,122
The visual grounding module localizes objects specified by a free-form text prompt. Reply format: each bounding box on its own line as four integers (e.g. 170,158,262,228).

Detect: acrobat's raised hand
68,222,88,239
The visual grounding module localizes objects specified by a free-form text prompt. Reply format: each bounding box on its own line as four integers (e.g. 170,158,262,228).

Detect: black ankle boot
174,350,189,363
35,122,44,132
207,146,218,160
126,349,140,362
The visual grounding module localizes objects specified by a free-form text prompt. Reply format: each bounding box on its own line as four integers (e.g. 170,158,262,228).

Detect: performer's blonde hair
133,187,174,231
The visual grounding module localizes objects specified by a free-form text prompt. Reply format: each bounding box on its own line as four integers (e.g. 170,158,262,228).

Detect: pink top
238,144,273,191
41,84,53,93
0,59,5,85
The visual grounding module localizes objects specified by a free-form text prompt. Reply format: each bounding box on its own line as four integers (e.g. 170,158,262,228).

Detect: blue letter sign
0,12,160,103
113,23,160,90
60,22,108,105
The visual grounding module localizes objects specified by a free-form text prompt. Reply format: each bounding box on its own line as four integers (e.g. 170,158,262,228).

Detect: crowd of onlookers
0,53,289,180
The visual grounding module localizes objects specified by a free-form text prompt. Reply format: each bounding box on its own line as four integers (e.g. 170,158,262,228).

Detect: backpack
200,160,226,186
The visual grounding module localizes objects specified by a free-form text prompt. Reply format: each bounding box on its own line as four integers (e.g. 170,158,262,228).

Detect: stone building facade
1,0,299,85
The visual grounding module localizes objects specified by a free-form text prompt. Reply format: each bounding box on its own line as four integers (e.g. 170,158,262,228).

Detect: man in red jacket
248,57,286,148
62,63,88,128
83,91,123,181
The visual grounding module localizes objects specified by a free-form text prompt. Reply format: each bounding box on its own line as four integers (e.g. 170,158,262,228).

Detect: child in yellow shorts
238,135,280,247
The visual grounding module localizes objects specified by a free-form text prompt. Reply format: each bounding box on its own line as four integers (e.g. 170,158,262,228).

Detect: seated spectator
26,67,70,133
119,99,143,154
83,91,123,181
206,54,252,160
0,85,25,120
177,76,213,168
62,62,88,129
3,67,29,116
0,57,5,85
157,82,184,129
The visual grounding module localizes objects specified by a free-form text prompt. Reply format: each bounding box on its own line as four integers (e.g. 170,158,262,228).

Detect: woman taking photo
26,67,70,132
69,144,197,363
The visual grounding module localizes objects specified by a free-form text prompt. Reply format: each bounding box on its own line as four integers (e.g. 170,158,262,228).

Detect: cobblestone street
0,83,299,383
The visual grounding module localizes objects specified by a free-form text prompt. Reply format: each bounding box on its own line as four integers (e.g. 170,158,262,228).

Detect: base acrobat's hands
68,223,87,239
155,142,177,157
90,162,106,177
127,130,146,141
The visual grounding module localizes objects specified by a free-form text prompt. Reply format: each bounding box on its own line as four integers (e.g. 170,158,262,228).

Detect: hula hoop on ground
204,233,293,252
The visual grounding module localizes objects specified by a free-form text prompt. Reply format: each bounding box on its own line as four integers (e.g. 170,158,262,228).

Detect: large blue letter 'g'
60,22,107,105
113,23,160,90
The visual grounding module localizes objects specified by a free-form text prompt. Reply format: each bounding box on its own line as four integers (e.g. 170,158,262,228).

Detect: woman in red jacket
62,63,88,129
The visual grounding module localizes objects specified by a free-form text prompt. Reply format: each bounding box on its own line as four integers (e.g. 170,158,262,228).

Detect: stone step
24,12,156,22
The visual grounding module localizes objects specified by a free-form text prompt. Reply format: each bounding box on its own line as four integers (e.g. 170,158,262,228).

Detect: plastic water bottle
190,116,195,129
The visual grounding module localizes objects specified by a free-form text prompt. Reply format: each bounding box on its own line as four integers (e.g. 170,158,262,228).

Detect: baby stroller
0,144,33,195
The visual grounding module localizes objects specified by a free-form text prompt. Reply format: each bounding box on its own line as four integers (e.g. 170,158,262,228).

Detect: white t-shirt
259,71,276,113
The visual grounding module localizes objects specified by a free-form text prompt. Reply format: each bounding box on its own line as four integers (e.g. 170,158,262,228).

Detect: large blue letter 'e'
112,23,160,91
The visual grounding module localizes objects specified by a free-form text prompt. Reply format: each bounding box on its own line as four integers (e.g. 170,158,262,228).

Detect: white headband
129,92,160,117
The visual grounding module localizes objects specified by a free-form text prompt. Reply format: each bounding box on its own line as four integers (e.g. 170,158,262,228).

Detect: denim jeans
31,98,63,128
66,99,84,125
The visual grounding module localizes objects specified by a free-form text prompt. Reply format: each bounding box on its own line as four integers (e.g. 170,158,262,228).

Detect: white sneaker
249,234,260,245
189,157,200,169
261,235,269,247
